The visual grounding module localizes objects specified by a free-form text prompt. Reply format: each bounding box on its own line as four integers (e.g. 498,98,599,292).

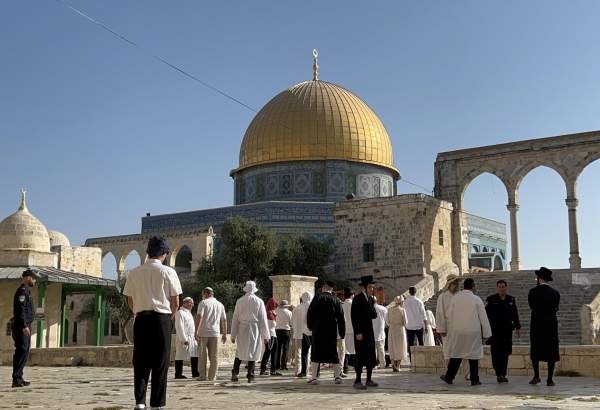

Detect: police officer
12,268,37,388
485,279,521,383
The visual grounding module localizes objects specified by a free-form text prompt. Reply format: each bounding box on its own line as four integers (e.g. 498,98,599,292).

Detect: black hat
359,275,376,287
22,268,38,279
147,236,170,258
535,266,553,281
325,280,336,288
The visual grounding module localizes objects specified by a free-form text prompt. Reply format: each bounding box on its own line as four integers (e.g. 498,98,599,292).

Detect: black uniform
485,294,521,378
12,284,35,383
351,292,377,383
307,291,345,364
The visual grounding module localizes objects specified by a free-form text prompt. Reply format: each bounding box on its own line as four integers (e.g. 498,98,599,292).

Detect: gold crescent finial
19,188,28,211
312,49,319,81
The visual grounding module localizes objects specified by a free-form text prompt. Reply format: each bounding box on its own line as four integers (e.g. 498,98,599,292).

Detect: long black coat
351,292,377,368
307,291,345,363
485,294,521,355
528,284,560,362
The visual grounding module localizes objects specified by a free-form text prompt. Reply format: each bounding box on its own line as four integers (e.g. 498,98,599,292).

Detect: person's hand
355,334,363,341
483,337,490,344
264,339,270,345
424,327,429,334
195,333,200,340
231,337,236,344
184,341,189,346
23,327,31,337
221,334,227,344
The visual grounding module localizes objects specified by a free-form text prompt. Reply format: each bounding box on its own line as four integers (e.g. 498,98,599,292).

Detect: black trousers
275,329,290,370
491,349,509,377
445,358,479,382
132,313,172,407
300,334,312,375
12,325,31,381
175,357,199,377
232,357,255,379
406,328,424,359
260,336,278,373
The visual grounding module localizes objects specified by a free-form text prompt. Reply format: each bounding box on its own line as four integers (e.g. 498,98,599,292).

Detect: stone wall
0,335,237,367
57,246,102,277
581,291,600,345
0,249,57,268
411,345,600,378
334,194,458,299
270,275,318,306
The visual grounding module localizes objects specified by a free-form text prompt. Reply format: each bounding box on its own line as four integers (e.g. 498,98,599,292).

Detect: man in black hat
123,236,183,410
351,275,378,390
306,281,346,384
11,269,37,388
528,267,560,386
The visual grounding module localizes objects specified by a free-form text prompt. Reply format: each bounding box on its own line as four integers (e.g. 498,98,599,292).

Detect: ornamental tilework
294,172,311,194
328,172,345,194
266,175,279,197
281,175,292,195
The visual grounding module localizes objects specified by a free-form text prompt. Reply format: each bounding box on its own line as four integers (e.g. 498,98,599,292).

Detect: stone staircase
424,269,600,345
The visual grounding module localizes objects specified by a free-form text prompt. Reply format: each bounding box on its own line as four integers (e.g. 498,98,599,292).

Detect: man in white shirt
404,286,428,361
275,300,293,371
440,278,492,386
341,288,355,376
291,292,312,377
195,287,227,381
372,297,387,369
175,297,199,379
230,281,270,383
123,236,182,410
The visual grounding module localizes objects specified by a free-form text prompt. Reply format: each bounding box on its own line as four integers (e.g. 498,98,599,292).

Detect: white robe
445,290,492,360
424,310,436,346
175,308,198,360
386,305,408,364
231,293,270,362
435,290,455,358
341,298,355,354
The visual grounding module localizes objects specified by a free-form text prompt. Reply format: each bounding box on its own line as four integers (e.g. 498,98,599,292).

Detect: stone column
450,200,469,274
506,201,520,271
566,197,582,269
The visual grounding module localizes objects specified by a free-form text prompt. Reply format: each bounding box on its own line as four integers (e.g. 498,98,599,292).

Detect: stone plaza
2,365,600,409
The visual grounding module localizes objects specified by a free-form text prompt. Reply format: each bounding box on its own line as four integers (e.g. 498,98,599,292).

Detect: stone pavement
2,366,600,409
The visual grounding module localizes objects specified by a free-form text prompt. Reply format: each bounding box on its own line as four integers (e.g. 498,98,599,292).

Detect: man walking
275,300,293,371
195,287,227,381
351,275,378,390
341,288,355,376
174,297,199,379
230,281,270,383
11,269,37,388
440,278,491,386
306,281,346,384
292,292,313,377
486,280,521,383
404,286,428,360
123,236,182,410
528,267,560,386
436,277,460,355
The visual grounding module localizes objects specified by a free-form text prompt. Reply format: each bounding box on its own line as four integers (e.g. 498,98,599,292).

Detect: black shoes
270,371,283,376
440,375,453,384
497,376,508,383
11,379,30,388
547,380,555,386
471,380,482,386
259,370,267,376
296,372,306,378
353,382,367,390
231,373,239,382
365,380,378,387
529,377,541,385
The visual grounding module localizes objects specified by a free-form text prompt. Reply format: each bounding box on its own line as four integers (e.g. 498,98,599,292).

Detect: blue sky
1,0,600,276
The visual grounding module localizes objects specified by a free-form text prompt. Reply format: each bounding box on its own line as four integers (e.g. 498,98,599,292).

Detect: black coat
485,294,521,354
351,292,377,368
528,284,560,362
307,291,345,363
13,284,35,330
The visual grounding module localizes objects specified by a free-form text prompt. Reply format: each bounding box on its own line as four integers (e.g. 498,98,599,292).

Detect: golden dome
234,80,399,178
0,190,50,252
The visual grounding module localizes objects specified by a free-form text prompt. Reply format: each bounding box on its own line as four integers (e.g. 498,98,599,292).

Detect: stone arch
575,157,600,267
119,249,142,275
101,252,118,280
459,169,511,205
513,162,569,197
172,244,193,274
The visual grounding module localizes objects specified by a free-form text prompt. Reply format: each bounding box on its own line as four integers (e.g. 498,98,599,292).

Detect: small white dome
49,230,71,248
0,190,50,252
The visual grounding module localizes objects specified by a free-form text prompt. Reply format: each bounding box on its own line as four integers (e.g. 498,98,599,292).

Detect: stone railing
411,345,600,378
0,335,236,367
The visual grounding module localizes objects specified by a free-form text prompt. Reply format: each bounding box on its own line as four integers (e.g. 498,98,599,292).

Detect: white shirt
123,259,182,314
175,307,198,360
342,298,354,334
196,296,227,338
435,290,455,334
291,302,311,339
230,293,270,341
404,295,427,330
275,307,292,331
373,303,388,342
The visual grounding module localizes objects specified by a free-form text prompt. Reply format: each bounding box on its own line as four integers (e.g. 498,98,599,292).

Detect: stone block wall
334,194,457,298
57,246,102,277
411,345,600,378
270,275,318,306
